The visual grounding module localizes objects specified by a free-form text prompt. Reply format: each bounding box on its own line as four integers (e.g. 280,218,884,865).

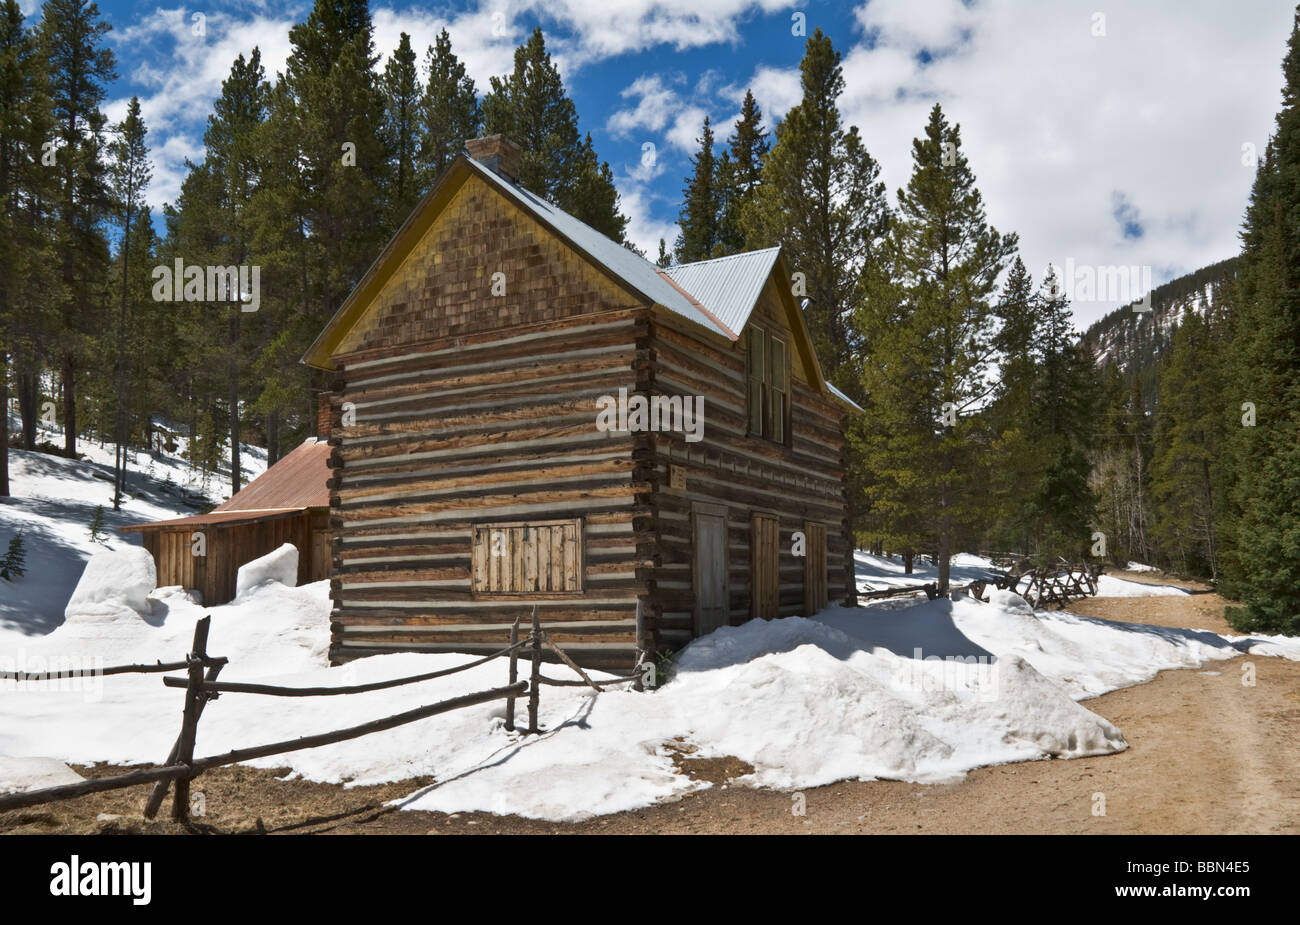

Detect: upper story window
747,325,788,444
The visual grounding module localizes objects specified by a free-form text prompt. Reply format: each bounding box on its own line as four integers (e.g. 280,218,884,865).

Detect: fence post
143,653,224,820
171,616,210,822
505,614,521,732
527,605,541,735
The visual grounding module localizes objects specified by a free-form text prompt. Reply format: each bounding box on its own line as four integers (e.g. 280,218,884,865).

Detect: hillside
0,425,266,634
1082,257,1239,389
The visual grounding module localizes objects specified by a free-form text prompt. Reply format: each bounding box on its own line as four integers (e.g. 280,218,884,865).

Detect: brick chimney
316,392,333,440
466,134,522,183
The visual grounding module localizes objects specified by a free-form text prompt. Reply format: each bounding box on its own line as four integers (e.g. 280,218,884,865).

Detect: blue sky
21,0,1298,324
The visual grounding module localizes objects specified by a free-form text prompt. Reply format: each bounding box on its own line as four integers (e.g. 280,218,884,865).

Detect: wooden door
693,509,729,635
751,513,780,620
803,521,827,614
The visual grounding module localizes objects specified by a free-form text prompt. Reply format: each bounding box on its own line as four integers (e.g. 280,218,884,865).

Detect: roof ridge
669,246,781,270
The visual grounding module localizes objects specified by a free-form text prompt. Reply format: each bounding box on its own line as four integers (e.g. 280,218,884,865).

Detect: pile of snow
235,543,297,599
854,551,1002,593
1,546,1299,820
64,547,157,625
1094,575,1187,597
1125,562,1160,572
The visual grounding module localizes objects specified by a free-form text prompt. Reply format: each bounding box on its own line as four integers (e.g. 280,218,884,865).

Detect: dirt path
4,576,1297,835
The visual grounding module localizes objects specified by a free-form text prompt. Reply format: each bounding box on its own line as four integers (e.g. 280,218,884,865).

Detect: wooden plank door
751,513,780,620
803,521,827,614
693,509,729,636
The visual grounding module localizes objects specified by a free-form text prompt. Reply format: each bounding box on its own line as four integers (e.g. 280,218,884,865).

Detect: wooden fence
856,558,1102,609
0,606,641,822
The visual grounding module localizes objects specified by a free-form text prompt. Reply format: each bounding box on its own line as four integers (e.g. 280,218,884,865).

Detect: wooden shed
303,134,861,671
121,439,333,605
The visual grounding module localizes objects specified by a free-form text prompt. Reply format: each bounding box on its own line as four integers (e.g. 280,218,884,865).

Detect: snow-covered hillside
0,424,267,634
2,540,1297,821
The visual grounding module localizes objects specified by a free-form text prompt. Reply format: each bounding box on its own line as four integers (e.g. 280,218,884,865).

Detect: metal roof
121,439,331,533
214,438,331,512
465,156,735,340
662,247,781,335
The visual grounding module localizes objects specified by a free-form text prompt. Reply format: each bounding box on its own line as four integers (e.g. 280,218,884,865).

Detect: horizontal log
0,764,191,812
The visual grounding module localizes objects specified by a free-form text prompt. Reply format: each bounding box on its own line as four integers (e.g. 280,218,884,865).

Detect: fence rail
0,604,638,822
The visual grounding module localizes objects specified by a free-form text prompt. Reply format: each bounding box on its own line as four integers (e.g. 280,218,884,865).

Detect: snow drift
1,549,1298,820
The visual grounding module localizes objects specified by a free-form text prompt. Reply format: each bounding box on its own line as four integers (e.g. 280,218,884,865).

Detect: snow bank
1,547,1298,823
63,546,156,625
1094,574,1188,597
235,543,298,599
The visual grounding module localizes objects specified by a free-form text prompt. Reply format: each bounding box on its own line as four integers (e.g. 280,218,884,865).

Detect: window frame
746,326,790,445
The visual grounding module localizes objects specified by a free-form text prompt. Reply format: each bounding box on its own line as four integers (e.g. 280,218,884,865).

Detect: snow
0,757,83,794
64,547,158,624
0,421,266,635
1125,561,1160,572
3,455,1299,820
235,543,297,598
1094,574,1187,597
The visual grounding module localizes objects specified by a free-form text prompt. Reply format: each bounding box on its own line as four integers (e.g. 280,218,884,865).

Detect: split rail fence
0,607,640,822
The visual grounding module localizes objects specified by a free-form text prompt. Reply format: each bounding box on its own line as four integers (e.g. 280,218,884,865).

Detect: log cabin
303,135,861,671
121,438,332,604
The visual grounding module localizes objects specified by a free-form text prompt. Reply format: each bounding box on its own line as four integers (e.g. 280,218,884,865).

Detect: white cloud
617,183,678,258
824,0,1293,325
607,75,685,137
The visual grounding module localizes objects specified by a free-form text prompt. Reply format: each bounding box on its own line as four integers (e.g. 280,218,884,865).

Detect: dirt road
4,576,1297,834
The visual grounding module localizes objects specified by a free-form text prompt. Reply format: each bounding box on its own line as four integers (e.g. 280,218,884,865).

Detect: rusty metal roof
214,439,331,513
121,439,331,533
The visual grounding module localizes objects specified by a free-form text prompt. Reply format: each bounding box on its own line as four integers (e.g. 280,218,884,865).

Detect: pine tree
88,504,106,544
1151,312,1225,576
985,257,1042,552
854,103,1016,594
482,27,627,240
204,50,268,493
674,116,720,262
1217,8,1300,632
1026,270,1100,557
107,95,150,509
0,531,24,580
717,89,768,255
419,27,480,180
40,0,116,458
0,0,54,495
742,28,890,397
381,31,421,223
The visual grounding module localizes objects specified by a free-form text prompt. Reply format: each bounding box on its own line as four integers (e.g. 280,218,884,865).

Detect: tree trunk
17,367,36,450
903,550,913,575
0,349,9,497
61,355,76,457
228,314,240,496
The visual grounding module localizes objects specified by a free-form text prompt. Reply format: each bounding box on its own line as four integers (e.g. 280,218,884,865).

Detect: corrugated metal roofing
662,247,781,336
464,156,735,340
121,439,331,533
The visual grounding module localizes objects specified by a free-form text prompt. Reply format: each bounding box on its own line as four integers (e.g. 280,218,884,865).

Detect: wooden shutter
472,520,582,595
747,326,765,436
751,513,780,620
768,336,787,444
803,521,827,614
